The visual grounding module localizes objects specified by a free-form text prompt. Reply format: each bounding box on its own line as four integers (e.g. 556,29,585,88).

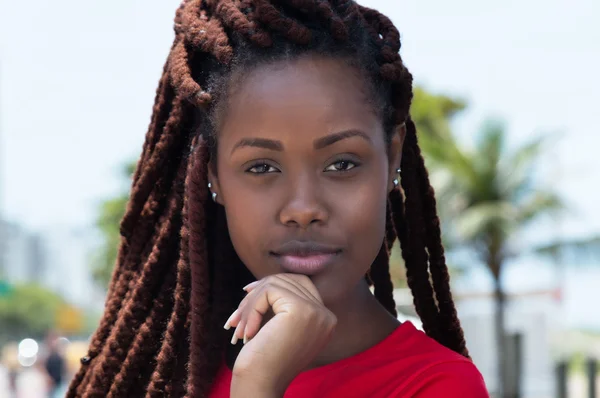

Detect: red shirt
209,322,489,397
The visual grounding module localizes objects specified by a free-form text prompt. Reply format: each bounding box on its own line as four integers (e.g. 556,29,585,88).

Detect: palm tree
424,120,570,398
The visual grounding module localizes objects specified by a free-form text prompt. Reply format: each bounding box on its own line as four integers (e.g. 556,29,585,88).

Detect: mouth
270,241,342,276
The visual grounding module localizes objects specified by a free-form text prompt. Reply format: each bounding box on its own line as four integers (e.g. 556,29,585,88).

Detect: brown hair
67,0,468,396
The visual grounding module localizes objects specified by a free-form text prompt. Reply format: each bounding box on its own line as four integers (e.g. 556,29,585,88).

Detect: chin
311,273,357,307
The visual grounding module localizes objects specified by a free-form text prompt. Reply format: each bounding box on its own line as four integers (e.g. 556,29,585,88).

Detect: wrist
231,373,287,398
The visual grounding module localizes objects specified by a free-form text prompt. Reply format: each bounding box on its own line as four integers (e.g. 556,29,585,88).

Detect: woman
68,0,488,396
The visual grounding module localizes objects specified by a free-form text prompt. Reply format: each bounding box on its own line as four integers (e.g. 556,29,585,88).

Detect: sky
0,1,599,326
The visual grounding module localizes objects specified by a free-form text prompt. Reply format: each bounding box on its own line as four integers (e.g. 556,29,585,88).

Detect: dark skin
208,55,406,397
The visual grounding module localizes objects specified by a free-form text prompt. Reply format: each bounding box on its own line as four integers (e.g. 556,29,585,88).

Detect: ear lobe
398,122,407,143
395,122,406,152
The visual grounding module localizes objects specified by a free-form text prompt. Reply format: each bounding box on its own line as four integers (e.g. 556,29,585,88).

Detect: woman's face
209,55,403,305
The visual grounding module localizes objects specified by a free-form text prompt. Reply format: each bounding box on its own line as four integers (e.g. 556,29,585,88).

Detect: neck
309,279,400,369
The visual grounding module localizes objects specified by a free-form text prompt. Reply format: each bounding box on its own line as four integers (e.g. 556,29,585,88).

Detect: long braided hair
67,0,469,396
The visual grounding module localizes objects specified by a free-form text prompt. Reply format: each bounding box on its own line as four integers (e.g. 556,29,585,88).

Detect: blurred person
43,332,66,398
66,0,488,397
1,342,20,398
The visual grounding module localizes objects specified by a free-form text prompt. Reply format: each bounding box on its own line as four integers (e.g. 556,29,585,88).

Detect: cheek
332,173,388,269
221,186,274,278
313,169,388,303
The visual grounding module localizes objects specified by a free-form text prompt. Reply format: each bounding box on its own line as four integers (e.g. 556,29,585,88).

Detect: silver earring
396,168,401,174
208,183,217,202
392,168,401,188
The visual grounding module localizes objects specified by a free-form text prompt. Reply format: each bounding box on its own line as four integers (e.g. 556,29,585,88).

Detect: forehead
219,56,381,142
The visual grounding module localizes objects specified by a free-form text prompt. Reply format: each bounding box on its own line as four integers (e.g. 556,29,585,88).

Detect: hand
224,273,337,397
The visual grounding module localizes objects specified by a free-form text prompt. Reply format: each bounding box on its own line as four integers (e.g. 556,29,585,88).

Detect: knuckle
238,298,249,312
302,306,337,332
303,304,318,316
317,307,336,323
294,274,312,286
281,273,309,285
325,311,338,328
261,275,279,288
262,281,276,290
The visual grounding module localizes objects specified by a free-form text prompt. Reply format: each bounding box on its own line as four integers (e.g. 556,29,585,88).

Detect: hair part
68,1,468,397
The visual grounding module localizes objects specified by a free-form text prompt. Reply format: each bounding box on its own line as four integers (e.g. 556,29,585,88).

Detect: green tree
91,162,135,288
0,283,66,345
411,86,466,144
426,119,599,397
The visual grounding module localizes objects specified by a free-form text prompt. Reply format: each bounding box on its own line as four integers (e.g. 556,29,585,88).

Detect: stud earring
208,183,217,202
393,168,401,189
396,168,401,174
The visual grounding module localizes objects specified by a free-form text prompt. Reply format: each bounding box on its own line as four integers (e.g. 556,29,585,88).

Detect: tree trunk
494,278,507,398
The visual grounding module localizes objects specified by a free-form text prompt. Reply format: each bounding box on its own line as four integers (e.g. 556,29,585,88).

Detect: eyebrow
313,129,371,150
230,129,371,155
231,138,284,154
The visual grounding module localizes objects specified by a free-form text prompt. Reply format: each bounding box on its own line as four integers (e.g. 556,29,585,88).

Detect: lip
270,241,342,276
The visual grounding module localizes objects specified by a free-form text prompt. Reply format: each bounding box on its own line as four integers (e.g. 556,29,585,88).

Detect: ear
207,158,223,205
388,123,406,192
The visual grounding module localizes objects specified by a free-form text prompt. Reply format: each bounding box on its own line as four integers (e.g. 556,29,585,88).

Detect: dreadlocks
67,0,468,396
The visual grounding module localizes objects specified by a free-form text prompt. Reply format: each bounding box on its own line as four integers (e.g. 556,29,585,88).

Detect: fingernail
224,309,238,330
242,281,260,292
231,333,239,345
243,334,248,344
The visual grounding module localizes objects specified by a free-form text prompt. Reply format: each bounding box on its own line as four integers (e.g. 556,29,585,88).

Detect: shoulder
385,323,489,397
407,360,489,397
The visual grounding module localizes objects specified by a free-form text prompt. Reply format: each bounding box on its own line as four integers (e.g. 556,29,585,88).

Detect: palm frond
454,201,516,241
516,191,564,224
534,236,600,262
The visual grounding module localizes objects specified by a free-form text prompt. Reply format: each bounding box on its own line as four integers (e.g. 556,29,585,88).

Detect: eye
324,160,358,172
246,163,279,174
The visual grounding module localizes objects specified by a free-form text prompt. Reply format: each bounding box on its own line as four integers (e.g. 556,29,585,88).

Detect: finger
236,285,260,315
235,276,315,342
242,275,317,305
236,276,295,313
247,284,301,318
243,305,265,343
236,283,291,344
224,308,241,330
274,274,322,304
238,276,315,320
242,280,260,292
231,318,246,345
237,283,274,343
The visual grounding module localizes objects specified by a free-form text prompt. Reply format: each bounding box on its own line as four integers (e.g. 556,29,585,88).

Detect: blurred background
0,0,599,397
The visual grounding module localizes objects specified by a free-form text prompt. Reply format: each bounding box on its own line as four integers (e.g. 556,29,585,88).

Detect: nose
279,175,328,229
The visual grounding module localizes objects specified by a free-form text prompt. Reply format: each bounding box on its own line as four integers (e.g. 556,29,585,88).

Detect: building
0,220,45,284
38,226,105,310
457,290,560,398
0,220,104,311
